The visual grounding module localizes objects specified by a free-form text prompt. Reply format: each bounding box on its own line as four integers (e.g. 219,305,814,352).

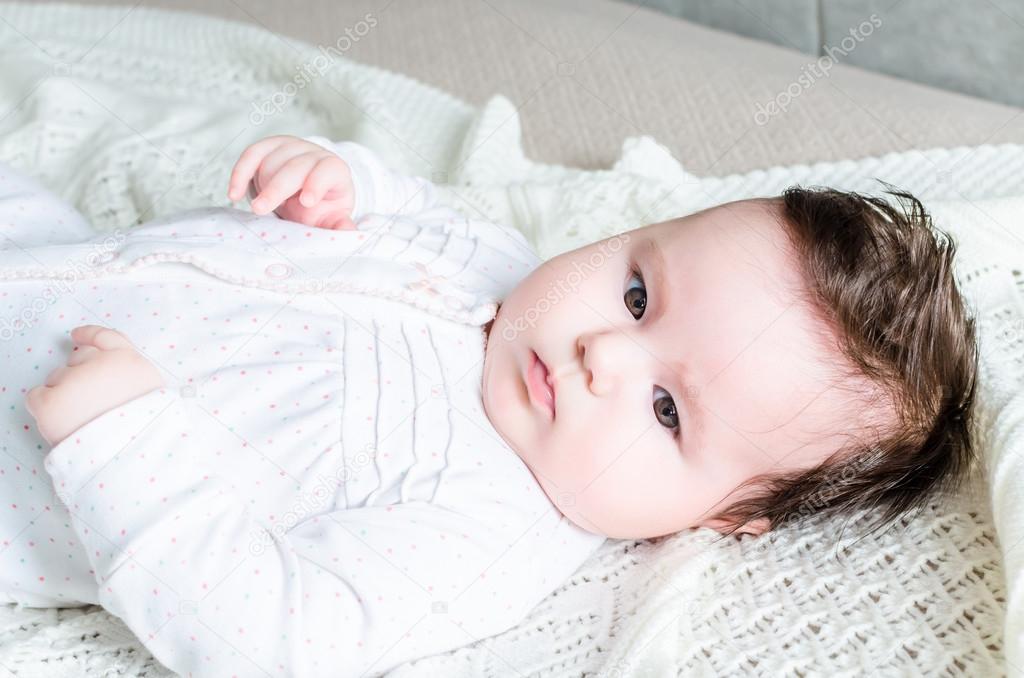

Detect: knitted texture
0,3,1019,677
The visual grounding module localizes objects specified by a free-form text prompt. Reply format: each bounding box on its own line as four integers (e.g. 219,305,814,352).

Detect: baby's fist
26,325,166,446
227,135,357,230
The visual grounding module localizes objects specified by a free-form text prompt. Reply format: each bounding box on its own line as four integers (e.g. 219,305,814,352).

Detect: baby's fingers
71,325,131,351
299,157,348,207
227,136,291,201
325,213,357,231
66,344,100,366
250,153,319,215
24,384,50,419
44,365,71,387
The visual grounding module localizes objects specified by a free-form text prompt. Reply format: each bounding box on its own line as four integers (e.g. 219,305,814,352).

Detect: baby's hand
227,135,357,230
26,326,166,446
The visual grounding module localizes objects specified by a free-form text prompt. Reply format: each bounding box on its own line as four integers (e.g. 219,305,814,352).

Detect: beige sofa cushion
55,0,1024,173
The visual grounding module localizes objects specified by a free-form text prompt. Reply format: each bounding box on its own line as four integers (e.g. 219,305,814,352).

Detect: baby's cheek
544,428,607,484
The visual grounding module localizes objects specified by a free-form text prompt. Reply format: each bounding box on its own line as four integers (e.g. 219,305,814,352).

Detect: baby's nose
576,332,630,395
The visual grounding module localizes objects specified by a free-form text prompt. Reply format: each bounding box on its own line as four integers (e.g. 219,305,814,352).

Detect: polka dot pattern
0,156,606,675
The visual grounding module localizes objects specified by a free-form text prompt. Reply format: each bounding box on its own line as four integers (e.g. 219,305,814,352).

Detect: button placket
264,262,293,279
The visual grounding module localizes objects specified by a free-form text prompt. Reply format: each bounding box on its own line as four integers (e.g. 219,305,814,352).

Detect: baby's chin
550,498,614,538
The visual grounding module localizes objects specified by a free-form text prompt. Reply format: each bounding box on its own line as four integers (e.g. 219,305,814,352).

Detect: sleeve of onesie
299,136,441,220
300,136,541,268
43,387,550,677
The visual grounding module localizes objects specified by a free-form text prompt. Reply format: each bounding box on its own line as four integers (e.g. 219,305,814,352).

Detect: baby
0,135,977,677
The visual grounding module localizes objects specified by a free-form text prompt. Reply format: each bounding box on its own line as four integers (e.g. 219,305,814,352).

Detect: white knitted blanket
0,3,1021,677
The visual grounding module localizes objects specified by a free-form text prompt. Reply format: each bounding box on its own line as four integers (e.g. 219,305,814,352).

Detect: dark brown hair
705,184,980,542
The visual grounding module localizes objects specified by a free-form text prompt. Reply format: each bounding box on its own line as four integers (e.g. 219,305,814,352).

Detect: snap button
264,263,293,279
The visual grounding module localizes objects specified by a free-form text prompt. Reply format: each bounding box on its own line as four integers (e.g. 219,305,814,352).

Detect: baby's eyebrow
643,237,669,325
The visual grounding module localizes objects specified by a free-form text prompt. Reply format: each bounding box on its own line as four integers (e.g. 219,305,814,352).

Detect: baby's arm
41,388,538,676
300,135,442,218
0,160,96,248
228,135,441,228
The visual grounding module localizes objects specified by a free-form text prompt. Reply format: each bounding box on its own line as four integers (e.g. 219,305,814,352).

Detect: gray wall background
630,0,1024,108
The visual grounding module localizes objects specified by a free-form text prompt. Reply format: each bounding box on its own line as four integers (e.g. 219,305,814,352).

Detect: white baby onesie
0,138,607,677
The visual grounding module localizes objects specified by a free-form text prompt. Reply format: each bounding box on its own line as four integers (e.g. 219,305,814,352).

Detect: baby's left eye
653,386,679,431
624,268,647,320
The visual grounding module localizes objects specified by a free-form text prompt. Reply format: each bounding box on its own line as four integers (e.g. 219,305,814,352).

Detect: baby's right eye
624,267,647,320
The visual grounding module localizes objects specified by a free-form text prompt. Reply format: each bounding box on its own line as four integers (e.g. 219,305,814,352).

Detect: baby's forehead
651,197,784,238
702,196,784,224
655,197,841,362
654,197,794,267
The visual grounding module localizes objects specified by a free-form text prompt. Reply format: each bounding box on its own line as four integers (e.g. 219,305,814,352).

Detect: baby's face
482,199,868,539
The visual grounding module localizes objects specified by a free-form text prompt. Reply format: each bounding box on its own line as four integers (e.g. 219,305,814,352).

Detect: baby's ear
700,516,770,537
